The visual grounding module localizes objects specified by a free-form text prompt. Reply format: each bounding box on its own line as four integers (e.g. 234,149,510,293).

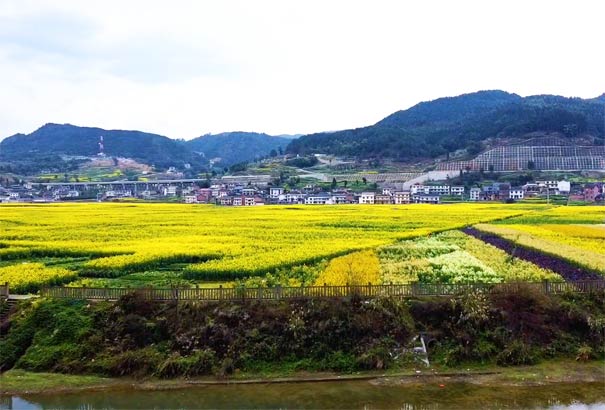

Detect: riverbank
2,359,603,395
2,289,604,389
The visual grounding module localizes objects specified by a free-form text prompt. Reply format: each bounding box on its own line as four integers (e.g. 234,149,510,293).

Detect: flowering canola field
0,202,543,290
477,206,605,272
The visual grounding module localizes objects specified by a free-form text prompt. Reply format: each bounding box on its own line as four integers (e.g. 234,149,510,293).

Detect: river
2,380,604,409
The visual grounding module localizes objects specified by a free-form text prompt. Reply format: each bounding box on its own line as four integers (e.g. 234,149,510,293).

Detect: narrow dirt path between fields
461,227,601,281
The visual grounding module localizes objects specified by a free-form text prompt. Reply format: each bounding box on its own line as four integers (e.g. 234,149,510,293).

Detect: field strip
462,227,602,281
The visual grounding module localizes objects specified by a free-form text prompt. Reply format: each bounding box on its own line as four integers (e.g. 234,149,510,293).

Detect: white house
557,180,571,194
450,186,465,196
242,188,256,196
269,187,284,198
359,192,376,204
305,194,331,205
330,194,348,204
285,193,305,204
184,195,197,204
536,180,558,193
163,186,178,196
412,194,440,204
470,188,481,201
393,191,411,204
410,185,426,195
427,185,450,195
509,188,524,200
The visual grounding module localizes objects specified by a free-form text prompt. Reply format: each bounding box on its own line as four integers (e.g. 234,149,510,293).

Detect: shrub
355,342,393,370
16,343,84,372
156,349,217,378
216,357,235,378
496,340,539,366
101,348,164,377
576,345,594,362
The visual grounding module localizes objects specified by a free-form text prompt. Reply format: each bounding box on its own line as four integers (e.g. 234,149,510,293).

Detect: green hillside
0,124,204,172
287,91,605,160
186,132,293,166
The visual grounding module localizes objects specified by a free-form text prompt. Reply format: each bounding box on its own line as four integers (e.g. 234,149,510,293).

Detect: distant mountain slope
186,132,293,166
286,90,605,160
0,123,203,170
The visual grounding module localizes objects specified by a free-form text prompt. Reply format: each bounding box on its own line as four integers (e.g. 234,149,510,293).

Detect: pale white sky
1,0,603,140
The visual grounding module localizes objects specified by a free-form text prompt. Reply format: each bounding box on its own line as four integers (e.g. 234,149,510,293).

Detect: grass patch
0,369,116,393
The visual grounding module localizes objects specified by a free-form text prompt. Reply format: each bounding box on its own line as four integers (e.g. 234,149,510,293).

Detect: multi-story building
557,181,571,194
359,192,376,204
184,195,198,204
536,180,558,191
374,194,392,204
330,194,349,204
285,192,305,204
412,194,440,204
509,188,524,200
428,185,450,195
269,187,284,198
393,191,411,204
450,186,465,196
305,193,332,205
411,184,452,196
163,186,178,196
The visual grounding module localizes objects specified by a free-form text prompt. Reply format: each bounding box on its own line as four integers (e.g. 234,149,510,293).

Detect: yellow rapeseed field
0,202,546,290
475,205,605,272
314,250,381,285
0,263,77,293
475,223,605,272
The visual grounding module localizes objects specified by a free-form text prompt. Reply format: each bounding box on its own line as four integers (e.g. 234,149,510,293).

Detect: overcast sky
1,0,603,140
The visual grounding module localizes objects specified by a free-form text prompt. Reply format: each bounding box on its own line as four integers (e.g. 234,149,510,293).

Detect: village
1,177,603,205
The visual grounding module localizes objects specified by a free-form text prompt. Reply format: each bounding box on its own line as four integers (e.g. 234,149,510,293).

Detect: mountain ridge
2,90,603,175
185,131,295,166
286,91,604,160
0,123,202,170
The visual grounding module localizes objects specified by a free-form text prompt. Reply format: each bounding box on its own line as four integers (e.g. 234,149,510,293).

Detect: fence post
368,282,372,297
542,279,550,295
411,281,418,296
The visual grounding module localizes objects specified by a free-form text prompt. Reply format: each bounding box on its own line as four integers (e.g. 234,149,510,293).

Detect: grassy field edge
1,359,603,395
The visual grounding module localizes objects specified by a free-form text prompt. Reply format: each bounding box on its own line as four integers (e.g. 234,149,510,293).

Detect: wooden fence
0,282,9,299
39,280,605,302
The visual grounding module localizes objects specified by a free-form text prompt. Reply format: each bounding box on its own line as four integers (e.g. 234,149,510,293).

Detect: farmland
476,206,605,273
0,203,603,292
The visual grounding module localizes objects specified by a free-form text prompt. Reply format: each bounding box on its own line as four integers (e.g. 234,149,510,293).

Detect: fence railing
0,282,8,299
38,280,605,302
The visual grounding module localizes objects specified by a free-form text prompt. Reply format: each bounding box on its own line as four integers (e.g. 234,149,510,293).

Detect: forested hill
185,132,294,166
286,91,605,160
0,123,204,170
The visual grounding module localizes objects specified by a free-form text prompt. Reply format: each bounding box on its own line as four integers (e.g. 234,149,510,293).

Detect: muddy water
2,380,604,409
